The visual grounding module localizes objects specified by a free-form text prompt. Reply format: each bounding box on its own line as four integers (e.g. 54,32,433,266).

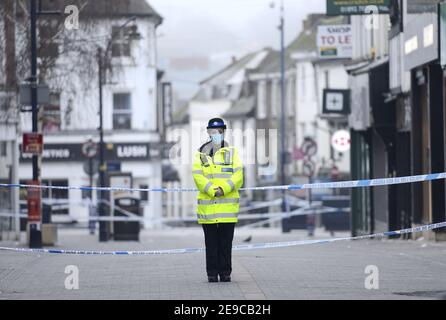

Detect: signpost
82,140,98,200
317,25,352,59
323,89,351,115
22,133,43,155
331,130,351,153
326,0,390,15
27,181,42,248
82,140,98,159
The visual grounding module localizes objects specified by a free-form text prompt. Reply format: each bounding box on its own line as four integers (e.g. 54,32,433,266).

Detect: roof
347,57,389,76
287,14,348,53
49,0,163,24
199,52,258,86
248,49,294,75
223,96,255,119
192,49,270,101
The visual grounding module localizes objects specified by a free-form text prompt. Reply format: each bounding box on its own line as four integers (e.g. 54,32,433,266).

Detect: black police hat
207,118,227,130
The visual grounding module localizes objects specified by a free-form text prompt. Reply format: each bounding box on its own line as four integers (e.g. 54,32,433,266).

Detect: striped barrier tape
1,172,445,193
0,206,348,223
0,221,445,255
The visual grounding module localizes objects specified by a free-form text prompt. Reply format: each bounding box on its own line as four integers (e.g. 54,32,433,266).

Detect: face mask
211,134,224,145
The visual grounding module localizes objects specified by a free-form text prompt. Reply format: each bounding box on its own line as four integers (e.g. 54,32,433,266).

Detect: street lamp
96,17,141,242
28,0,60,248
271,1,288,215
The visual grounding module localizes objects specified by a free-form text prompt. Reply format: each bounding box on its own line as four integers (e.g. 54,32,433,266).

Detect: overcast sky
148,0,326,100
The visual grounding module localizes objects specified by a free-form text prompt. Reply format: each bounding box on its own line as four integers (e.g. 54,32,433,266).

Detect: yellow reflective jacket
192,143,244,224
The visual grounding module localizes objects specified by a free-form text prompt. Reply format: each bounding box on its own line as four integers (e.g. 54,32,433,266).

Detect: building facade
348,0,446,239
9,0,164,228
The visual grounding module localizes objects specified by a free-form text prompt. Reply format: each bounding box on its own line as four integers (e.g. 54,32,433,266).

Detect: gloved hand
214,187,224,197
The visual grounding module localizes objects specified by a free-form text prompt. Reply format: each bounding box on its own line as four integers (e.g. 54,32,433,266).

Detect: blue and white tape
1,172,445,193
0,206,348,223
0,221,444,256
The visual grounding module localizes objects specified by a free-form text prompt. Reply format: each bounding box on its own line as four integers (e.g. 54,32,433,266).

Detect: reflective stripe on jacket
192,145,243,224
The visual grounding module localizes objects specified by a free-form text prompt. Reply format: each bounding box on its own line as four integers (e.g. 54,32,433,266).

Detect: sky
148,0,326,101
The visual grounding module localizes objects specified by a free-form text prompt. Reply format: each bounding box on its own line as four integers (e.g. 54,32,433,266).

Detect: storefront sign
317,25,352,59
326,0,390,15
323,89,351,115
20,143,151,162
407,0,439,14
404,12,438,70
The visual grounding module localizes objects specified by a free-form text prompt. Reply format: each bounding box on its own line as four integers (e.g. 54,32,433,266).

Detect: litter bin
321,195,350,235
113,196,141,241
42,203,57,246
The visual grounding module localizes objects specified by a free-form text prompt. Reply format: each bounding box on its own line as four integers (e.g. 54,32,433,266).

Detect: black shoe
208,276,218,283
219,275,231,282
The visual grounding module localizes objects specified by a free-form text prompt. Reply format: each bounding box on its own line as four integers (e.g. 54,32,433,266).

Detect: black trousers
202,223,235,277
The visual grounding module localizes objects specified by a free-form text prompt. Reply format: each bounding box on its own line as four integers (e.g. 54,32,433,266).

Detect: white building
289,14,351,177
16,0,163,228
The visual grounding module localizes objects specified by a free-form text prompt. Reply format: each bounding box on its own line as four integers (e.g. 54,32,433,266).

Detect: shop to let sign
326,0,390,15
317,25,352,59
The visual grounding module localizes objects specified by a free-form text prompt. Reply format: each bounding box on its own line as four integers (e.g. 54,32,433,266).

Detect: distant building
13,0,164,227
347,0,446,239
288,14,350,180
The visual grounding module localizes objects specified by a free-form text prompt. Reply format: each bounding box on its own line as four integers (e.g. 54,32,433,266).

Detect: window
113,93,132,130
44,180,69,215
0,141,7,157
111,26,132,57
42,92,61,133
257,81,267,119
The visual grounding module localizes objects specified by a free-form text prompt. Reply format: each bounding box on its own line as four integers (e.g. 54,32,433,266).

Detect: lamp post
97,46,107,242
26,0,63,247
279,0,286,188
96,18,141,242
28,0,42,248
273,0,288,215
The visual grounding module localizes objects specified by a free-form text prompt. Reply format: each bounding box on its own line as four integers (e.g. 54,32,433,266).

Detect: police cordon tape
0,206,348,223
1,172,446,193
0,221,445,255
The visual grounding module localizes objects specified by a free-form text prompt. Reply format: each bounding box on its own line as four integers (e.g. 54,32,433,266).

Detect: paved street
1,227,446,300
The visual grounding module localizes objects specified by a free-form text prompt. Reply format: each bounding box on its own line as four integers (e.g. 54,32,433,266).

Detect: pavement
1,226,446,300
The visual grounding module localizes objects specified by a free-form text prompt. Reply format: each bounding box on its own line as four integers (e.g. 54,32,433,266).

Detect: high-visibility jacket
192,143,244,224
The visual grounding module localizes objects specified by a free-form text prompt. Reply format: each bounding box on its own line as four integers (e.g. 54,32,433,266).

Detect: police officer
192,118,244,283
